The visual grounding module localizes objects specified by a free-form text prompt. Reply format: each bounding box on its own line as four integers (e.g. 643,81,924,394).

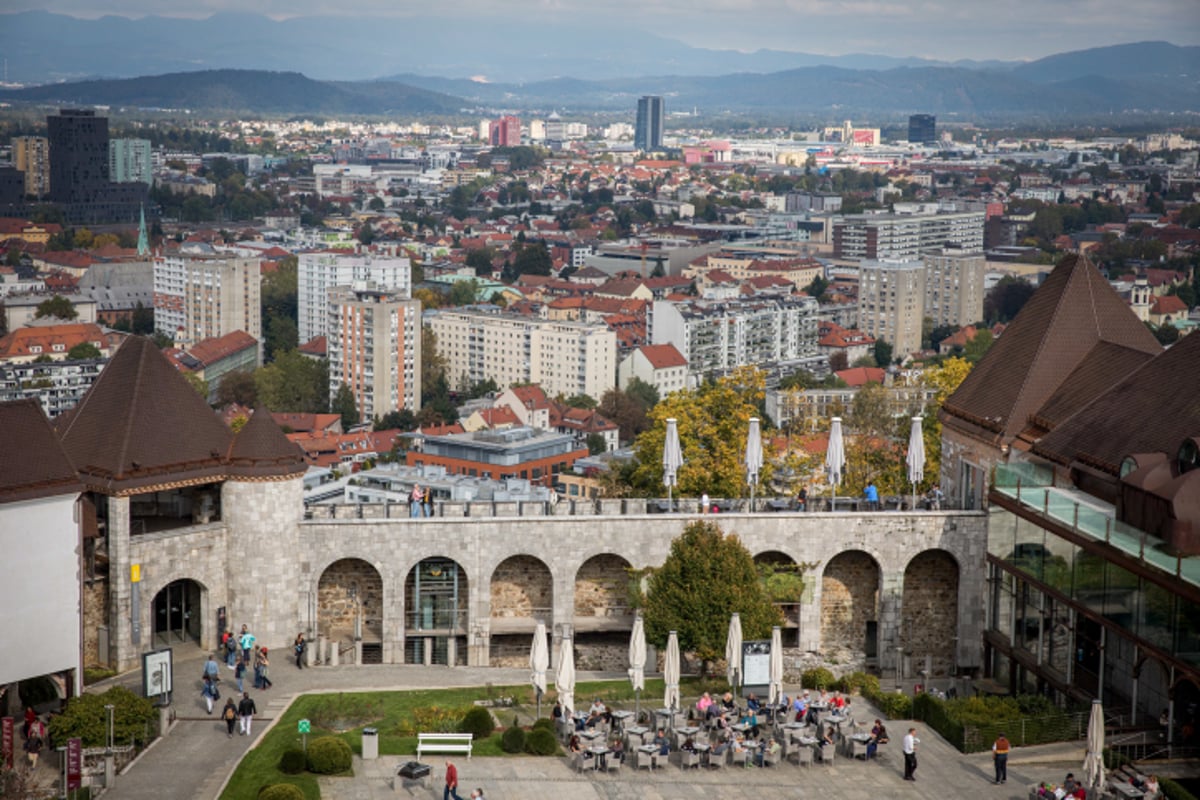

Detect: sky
4,0,1199,62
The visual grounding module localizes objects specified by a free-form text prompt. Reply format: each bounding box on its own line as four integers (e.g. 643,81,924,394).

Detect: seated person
609,737,625,763
741,708,760,739
710,733,731,762
652,729,670,756
745,693,761,713
841,697,854,721
681,737,697,753
819,723,836,746
696,692,713,716
552,700,563,721
568,733,591,760
585,698,609,727
754,737,781,766
1063,774,1079,794
830,691,845,711
867,719,887,758
720,692,737,715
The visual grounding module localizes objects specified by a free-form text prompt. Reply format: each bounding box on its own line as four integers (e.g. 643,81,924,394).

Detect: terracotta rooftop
836,366,886,387
942,253,1161,445
0,399,82,505
637,343,687,370
183,330,258,367
0,323,109,360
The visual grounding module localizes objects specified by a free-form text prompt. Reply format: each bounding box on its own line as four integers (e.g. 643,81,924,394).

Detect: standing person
237,692,257,737
222,698,238,737
700,492,710,514
294,632,306,669
992,731,1010,784
204,652,221,683
225,629,239,667
864,481,879,511
253,647,264,689
423,485,433,517
259,648,272,690
902,727,919,781
239,625,255,664
234,657,247,693
201,675,219,714
797,486,808,511
23,728,43,769
22,707,35,739
411,483,423,518
444,759,464,800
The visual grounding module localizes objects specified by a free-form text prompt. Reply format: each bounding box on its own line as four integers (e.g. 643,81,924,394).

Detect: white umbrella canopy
768,626,784,707
663,417,684,506
664,630,681,716
744,417,763,506
825,416,846,508
725,613,743,690
530,621,549,715
906,416,925,508
555,635,576,718
1083,699,1106,794
629,614,647,717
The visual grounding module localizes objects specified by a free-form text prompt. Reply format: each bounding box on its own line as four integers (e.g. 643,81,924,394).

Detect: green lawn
219,677,718,800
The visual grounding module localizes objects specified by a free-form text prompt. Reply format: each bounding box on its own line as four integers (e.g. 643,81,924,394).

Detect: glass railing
992,463,1198,590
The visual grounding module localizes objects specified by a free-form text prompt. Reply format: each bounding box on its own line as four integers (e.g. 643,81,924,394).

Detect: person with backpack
221,698,238,737
224,631,239,667
202,675,220,714
294,633,306,669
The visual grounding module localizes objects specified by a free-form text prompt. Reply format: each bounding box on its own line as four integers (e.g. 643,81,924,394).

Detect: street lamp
104,704,115,752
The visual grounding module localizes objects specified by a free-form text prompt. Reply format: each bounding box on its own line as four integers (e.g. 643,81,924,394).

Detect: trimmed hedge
524,727,558,755
501,726,526,753
278,748,307,775
800,668,836,690
531,717,555,733
257,785,305,800
306,736,352,775
460,707,495,740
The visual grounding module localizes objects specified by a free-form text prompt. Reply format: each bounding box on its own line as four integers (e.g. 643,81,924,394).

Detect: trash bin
362,727,378,760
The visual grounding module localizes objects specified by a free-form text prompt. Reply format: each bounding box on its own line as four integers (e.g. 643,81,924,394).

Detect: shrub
524,727,559,755
501,725,527,753
867,688,912,720
257,784,305,800
835,671,879,696
531,717,555,733
800,668,836,690
278,748,307,775
306,736,352,774
460,707,495,740
48,686,157,748
410,705,473,735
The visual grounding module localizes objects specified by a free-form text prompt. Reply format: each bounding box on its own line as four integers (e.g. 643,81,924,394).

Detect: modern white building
327,285,422,424
298,250,413,344
833,211,985,261
650,295,820,384
429,308,617,401
857,258,927,360
153,254,262,349
0,399,84,699
617,343,688,398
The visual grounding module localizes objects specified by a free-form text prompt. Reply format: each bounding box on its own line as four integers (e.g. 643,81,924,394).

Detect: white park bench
416,732,473,761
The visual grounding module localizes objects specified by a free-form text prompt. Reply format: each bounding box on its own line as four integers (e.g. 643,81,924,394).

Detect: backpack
224,705,236,721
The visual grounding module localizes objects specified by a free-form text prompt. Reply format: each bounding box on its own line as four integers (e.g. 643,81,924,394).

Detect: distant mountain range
0,33,1196,119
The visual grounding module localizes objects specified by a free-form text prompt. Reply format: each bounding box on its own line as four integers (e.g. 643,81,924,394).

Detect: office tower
635,96,665,151
13,136,50,198
327,285,423,422
48,109,109,204
857,258,927,360
153,254,263,349
908,114,937,144
488,116,521,147
297,251,413,344
109,138,153,185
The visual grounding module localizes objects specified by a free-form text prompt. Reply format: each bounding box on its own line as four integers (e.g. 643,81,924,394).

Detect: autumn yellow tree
920,356,973,489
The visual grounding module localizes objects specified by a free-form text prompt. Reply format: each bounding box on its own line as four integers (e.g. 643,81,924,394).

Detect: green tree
962,329,995,363
368,196,386,212
984,276,1035,324
446,279,480,307
183,372,209,400
1151,322,1180,345
804,275,829,301
358,222,376,245
586,432,607,455
264,311,299,362
35,295,78,320
512,240,553,276
375,409,417,431
254,349,329,413
465,247,496,276
130,301,155,335
598,381,656,444
67,342,101,360
873,339,893,367
561,393,597,409
331,382,360,428
643,521,783,672
215,370,258,408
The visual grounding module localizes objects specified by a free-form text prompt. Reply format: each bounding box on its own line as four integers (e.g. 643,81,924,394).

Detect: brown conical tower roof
226,406,307,480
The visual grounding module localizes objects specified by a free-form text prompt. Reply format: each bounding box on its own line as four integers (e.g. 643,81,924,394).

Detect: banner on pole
67,737,82,790
1,717,12,771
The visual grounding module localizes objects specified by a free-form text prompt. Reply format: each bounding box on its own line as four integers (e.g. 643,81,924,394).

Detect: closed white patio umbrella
555,634,576,719
530,620,549,718
1083,699,1106,795
725,613,743,698
663,417,684,509
768,626,784,709
744,417,763,511
664,630,681,727
825,416,846,511
906,416,925,510
629,613,647,720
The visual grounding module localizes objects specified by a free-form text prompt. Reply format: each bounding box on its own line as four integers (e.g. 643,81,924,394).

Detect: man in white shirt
902,727,919,781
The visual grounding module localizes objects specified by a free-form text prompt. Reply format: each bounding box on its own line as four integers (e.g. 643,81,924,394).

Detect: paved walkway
88,648,1087,800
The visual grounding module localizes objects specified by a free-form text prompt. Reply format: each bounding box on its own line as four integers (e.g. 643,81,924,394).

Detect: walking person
253,647,264,689
902,727,919,781
238,692,257,737
444,759,464,800
992,731,1010,784
201,675,219,714
23,728,43,769
204,652,221,683
294,633,306,669
235,657,247,693
222,698,238,737
259,648,273,690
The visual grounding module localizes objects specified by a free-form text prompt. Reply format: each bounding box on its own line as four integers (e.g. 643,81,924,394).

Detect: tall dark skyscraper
635,96,665,151
45,108,148,224
908,114,937,144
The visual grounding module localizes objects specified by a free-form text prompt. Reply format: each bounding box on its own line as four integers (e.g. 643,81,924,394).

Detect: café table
1110,784,1145,800
639,743,663,768
587,745,611,770
610,709,634,733
579,728,604,743
625,725,649,746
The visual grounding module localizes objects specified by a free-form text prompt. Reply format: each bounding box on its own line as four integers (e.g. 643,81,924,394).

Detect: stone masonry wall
574,554,631,617
317,558,384,641
82,578,109,667
902,550,959,677
820,550,879,662
490,555,553,618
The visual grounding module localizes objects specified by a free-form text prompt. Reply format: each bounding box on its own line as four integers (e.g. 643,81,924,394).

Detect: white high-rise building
153,255,262,350
429,309,616,401
857,258,926,361
327,284,422,423
922,247,986,328
298,251,412,344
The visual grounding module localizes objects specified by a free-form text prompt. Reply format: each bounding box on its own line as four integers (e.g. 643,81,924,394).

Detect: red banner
1,717,12,770
67,737,82,790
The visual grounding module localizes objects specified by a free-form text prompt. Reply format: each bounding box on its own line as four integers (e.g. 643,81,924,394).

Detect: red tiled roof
183,330,257,366
835,367,886,387
1151,294,1188,315
298,336,327,357
0,323,109,359
637,343,687,369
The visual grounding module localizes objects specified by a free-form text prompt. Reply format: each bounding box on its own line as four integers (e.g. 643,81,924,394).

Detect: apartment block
651,294,820,383
857,258,926,360
327,285,422,424
298,250,413,343
109,138,153,185
153,254,262,348
923,247,986,328
833,211,985,260
428,309,616,401
12,136,50,198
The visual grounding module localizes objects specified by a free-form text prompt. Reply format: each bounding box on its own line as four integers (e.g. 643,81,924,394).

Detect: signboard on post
741,640,771,688
67,737,82,790
1,717,12,770
298,719,311,753
142,648,173,703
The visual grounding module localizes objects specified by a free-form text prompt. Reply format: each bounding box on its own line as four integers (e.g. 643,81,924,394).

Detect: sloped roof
1033,331,1200,475
942,253,1161,443
56,336,234,493
0,399,82,505
226,407,307,479
836,366,886,387
184,330,258,367
638,343,687,370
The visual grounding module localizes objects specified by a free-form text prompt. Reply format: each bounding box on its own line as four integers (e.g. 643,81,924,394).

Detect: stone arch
901,549,959,677
317,558,384,647
820,550,881,666
488,554,553,667
572,553,634,671
151,577,207,648
404,556,470,666
755,551,803,645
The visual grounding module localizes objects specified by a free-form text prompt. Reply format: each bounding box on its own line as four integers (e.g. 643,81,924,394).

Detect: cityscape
0,6,1198,800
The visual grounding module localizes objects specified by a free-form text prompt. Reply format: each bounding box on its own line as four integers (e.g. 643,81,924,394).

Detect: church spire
136,203,149,257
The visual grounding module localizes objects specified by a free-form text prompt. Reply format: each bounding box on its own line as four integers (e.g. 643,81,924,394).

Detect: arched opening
152,579,204,647
902,549,959,678
820,551,880,667
573,553,634,670
489,555,553,667
317,558,384,660
755,551,803,646
405,557,468,666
